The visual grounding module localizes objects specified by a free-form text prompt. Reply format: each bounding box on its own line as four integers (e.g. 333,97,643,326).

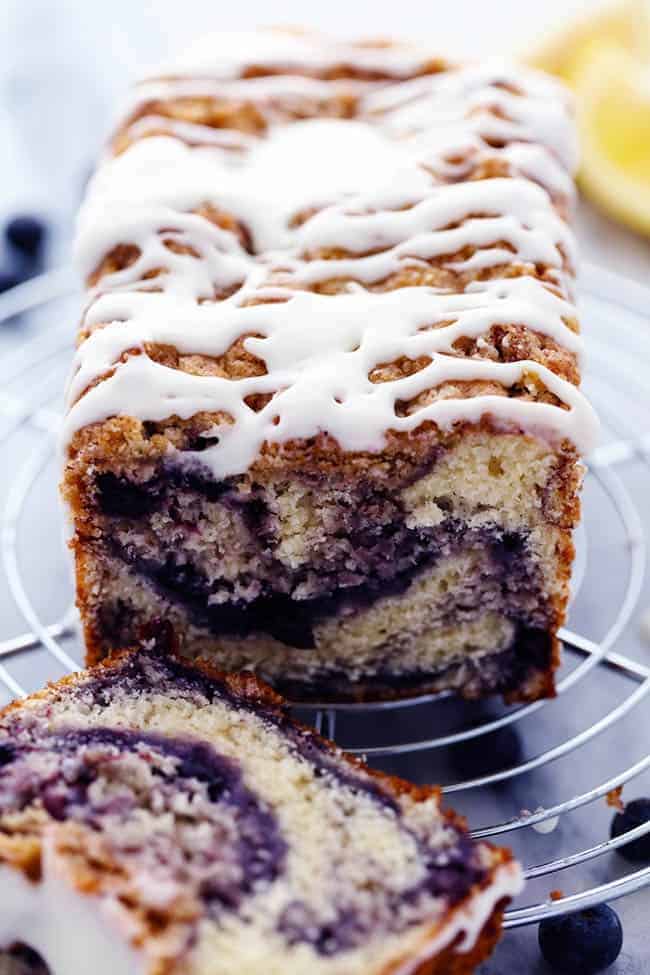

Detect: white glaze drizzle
0,838,144,975
0,849,522,974
76,133,573,292
123,73,364,147
69,33,599,475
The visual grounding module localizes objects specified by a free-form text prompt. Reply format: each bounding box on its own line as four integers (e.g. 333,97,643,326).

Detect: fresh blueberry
6,215,46,260
611,797,650,862
0,741,15,766
0,269,24,294
538,904,623,974
450,724,522,780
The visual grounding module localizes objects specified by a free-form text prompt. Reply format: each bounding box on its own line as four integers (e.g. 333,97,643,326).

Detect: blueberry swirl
0,727,286,915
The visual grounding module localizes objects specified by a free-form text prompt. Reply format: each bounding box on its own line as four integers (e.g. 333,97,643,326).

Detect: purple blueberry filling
273,626,554,701
111,541,438,649
97,468,238,516
94,462,550,656
96,472,164,518
0,725,285,912
80,650,401,812
106,521,544,650
97,655,488,925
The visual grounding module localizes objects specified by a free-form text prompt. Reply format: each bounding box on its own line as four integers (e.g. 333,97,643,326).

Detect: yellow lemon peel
575,45,650,234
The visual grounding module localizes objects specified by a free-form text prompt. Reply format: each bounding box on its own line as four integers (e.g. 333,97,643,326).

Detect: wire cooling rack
0,263,649,954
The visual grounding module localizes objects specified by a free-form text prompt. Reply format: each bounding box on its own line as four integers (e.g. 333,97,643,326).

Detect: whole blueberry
6,215,46,260
0,269,24,294
538,904,623,974
451,724,522,780
611,797,650,862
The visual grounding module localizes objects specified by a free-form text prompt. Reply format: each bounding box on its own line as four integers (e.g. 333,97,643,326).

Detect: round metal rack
0,262,648,939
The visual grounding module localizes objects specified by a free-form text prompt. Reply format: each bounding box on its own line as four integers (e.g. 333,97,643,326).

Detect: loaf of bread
63,29,597,702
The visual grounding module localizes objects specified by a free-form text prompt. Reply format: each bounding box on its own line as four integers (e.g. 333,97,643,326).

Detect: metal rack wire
0,263,649,933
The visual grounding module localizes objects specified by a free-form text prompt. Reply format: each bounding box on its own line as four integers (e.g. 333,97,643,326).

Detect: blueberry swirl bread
0,648,522,974
62,30,598,702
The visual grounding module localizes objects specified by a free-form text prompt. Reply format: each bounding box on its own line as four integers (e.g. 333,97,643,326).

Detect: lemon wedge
574,45,650,234
526,0,650,81
523,1,650,234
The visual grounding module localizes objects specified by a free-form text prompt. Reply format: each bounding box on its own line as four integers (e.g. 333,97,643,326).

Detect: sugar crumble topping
66,31,598,478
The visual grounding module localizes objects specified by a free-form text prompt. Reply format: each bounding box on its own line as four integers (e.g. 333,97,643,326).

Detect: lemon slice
575,45,650,234
526,0,650,81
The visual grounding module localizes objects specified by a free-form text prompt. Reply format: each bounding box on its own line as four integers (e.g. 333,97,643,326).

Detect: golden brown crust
64,410,580,513
62,410,579,706
403,902,507,975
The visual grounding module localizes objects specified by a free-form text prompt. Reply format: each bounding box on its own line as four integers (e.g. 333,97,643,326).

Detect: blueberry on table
6,215,46,260
450,724,522,780
610,797,650,862
0,269,24,294
538,904,623,974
